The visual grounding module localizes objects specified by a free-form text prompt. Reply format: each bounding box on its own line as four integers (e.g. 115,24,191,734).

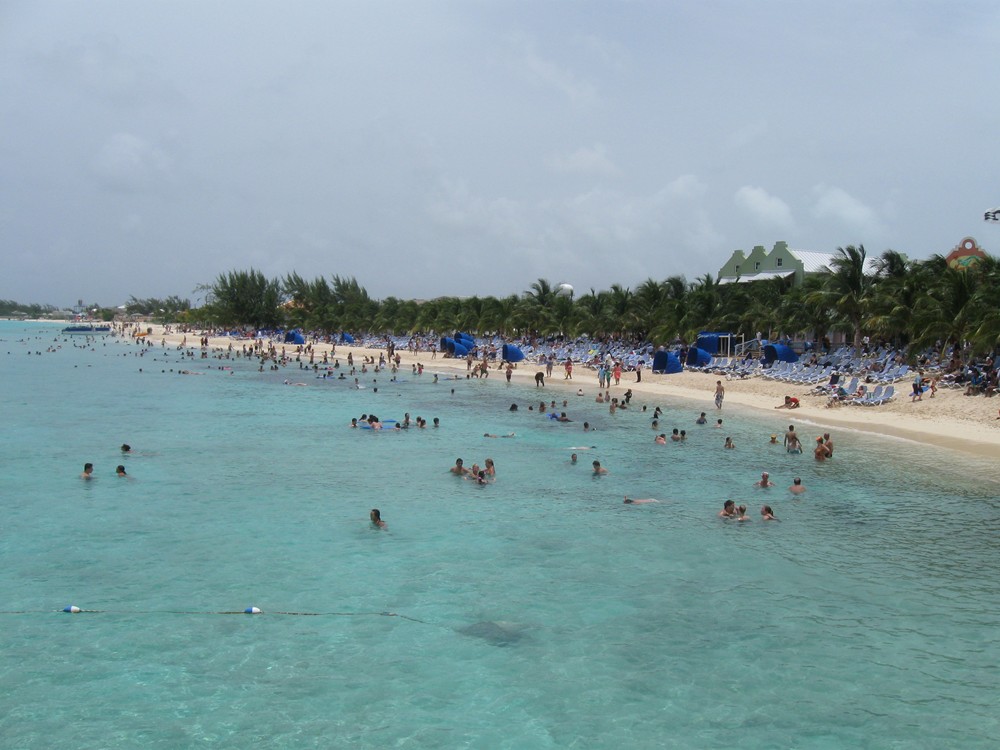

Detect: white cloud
734,186,794,230
810,184,882,233
91,132,173,192
547,144,619,177
511,34,599,107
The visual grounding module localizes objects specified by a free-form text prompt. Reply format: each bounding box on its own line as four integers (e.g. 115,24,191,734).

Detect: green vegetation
187,245,1000,358
9,244,1000,359
0,300,59,318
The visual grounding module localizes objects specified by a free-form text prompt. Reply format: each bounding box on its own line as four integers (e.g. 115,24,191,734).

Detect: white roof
717,270,794,285
787,249,836,273
788,248,880,274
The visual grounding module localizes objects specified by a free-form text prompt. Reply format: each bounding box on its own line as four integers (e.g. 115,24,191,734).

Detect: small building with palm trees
717,241,872,285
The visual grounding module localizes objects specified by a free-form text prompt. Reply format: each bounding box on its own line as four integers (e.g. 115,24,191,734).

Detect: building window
776,257,783,268
754,261,760,270
735,264,740,274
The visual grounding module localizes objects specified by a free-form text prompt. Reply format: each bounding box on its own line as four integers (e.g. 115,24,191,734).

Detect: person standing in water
370,509,386,529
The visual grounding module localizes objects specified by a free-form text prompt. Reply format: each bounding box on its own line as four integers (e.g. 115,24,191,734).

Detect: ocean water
1,320,998,749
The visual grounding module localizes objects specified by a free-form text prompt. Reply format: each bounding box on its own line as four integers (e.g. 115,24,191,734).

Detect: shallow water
2,322,999,748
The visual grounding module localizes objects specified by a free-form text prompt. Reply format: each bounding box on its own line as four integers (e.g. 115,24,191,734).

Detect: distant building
717,241,876,286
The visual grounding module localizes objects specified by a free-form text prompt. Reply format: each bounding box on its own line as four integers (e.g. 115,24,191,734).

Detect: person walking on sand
715,380,725,410
911,369,924,402
564,358,573,380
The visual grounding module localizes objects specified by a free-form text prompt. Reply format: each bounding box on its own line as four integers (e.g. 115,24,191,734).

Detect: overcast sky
2,1,999,307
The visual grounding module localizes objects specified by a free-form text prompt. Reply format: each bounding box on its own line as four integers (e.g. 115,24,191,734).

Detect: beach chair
852,384,883,406
872,385,895,405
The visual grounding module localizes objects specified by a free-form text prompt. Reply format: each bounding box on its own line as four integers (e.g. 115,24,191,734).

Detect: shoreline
128,324,1000,460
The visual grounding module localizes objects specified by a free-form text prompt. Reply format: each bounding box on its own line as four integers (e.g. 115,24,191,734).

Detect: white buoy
63,605,81,613
245,606,262,614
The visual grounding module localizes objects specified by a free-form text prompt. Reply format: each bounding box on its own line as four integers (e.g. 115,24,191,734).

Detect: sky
2,1,999,308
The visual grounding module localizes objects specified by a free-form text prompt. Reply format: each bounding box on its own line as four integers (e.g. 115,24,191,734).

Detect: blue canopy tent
456,332,475,345
696,333,721,354
763,343,799,364
685,347,712,367
452,342,469,357
284,330,305,345
340,332,355,344
652,350,683,374
501,344,525,363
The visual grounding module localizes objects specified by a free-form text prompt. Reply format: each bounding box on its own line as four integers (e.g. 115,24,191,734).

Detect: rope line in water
0,607,431,624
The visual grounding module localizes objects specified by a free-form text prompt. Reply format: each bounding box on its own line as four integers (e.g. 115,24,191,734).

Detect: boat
62,324,113,335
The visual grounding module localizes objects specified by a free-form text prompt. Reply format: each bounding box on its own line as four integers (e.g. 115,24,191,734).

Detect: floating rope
0,606,431,624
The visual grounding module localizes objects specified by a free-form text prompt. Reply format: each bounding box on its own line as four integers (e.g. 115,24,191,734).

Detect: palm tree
808,245,874,351
909,256,992,355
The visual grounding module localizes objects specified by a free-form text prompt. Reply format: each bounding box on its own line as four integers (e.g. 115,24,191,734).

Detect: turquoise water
1,321,998,748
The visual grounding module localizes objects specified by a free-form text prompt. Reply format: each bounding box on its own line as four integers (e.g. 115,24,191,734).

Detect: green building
717,241,847,286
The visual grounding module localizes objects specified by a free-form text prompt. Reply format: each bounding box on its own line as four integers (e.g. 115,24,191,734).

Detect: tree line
185,245,1000,358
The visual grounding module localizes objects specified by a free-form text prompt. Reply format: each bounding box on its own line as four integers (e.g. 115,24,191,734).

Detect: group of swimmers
718,500,779,521
80,443,133,479
450,457,497,485
350,413,439,430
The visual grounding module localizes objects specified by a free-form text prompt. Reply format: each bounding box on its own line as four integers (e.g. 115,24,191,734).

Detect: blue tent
284,330,305,345
340,332,355,344
442,338,456,354
456,332,475,345
502,344,525,363
452,342,469,357
652,350,683,374
685,347,712,367
763,343,799,364
696,332,731,354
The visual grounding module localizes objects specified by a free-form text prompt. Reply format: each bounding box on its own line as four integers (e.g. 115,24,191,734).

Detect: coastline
137,325,1000,460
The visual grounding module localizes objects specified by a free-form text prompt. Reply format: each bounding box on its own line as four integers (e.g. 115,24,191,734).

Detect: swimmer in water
370,508,386,529
450,458,468,475
735,505,751,521
624,496,658,504
655,434,667,445
760,505,779,521
789,477,806,495
570,453,578,464
754,472,775,488
116,465,127,477
719,499,736,518
81,463,94,480
592,460,608,475
120,443,131,453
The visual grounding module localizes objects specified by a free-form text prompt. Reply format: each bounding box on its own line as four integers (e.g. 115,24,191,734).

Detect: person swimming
624,496,658,504
760,505,779,521
116,465,127,477
719,499,736,517
370,508,386,529
754,471,775,488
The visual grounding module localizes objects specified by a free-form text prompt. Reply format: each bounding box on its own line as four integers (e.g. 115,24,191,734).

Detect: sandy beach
144,326,1000,459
